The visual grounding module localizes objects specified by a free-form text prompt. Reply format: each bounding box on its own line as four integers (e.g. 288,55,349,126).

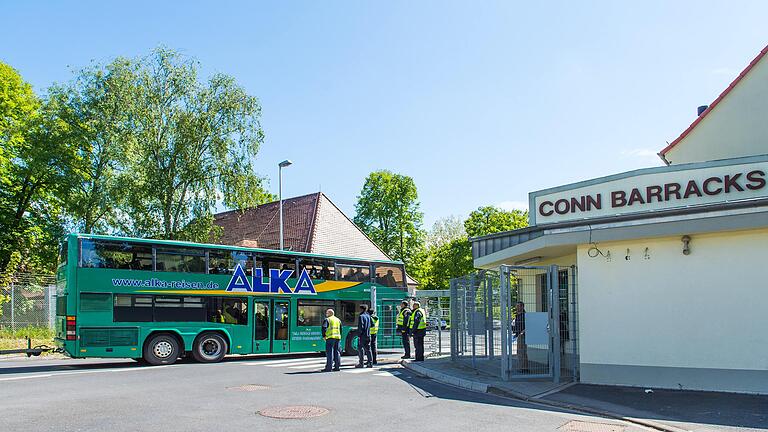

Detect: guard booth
449,266,578,382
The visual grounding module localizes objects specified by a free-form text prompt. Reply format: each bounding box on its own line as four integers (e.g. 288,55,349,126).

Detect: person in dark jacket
355,304,373,368
409,301,427,361
396,301,412,359
512,301,528,372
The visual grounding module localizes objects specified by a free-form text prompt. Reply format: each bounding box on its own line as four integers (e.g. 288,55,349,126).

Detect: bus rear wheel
144,333,180,366
192,332,228,363
344,331,359,356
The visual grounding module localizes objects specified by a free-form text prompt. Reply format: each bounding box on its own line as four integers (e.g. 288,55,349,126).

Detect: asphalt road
0,352,648,432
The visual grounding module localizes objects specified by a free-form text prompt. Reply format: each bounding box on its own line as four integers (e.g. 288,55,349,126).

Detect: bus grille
80,328,138,347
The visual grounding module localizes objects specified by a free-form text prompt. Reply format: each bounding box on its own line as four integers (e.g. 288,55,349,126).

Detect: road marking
248,357,324,366
343,367,378,374
0,365,169,382
373,370,402,377
287,362,335,369
265,359,326,368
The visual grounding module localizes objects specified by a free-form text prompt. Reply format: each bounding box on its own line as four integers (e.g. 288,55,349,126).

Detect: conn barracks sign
530,156,768,225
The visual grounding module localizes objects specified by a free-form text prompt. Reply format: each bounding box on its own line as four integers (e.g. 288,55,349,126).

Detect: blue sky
3,1,768,227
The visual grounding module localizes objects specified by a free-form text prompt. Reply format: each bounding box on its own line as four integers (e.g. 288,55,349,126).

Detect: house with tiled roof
213,192,417,288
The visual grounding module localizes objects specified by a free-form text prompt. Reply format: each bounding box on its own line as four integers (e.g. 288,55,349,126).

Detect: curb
400,360,689,432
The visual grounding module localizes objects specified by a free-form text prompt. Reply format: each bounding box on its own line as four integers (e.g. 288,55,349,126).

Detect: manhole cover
559,420,626,432
227,384,271,391
258,405,329,419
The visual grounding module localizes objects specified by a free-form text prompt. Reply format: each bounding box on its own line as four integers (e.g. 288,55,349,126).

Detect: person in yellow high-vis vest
322,309,342,372
396,300,412,359
409,301,427,361
369,311,380,365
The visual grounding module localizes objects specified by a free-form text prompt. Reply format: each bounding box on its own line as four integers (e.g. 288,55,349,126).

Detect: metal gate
450,265,578,382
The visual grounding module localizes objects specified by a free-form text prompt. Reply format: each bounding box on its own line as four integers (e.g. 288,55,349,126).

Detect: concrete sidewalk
402,357,767,432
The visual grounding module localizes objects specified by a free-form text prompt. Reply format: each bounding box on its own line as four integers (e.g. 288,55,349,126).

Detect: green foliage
464,205,528,238
48,58,136,233
354,170,425,275
0,48,271,273
417,207,529,290
0,65,73,274
116,48,271,239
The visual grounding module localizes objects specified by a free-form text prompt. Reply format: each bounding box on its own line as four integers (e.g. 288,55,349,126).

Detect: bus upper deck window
374,264,405,287
156,247,206,273
209,250,252,275
80,240,152,270
300,259,334,280
336,264,370,282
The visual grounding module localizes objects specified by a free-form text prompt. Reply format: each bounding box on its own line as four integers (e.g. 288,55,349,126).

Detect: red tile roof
213,192,392,261
659,44,768,157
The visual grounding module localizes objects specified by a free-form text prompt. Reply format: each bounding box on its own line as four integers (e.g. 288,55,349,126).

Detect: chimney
697,105,709,116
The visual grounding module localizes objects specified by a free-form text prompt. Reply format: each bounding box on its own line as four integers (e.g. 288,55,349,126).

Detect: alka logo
225,264,316,295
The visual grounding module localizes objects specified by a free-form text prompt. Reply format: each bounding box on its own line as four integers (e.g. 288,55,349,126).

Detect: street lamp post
278,159,293,250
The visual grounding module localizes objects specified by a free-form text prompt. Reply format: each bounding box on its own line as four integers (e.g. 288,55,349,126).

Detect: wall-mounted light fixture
681,235,691,255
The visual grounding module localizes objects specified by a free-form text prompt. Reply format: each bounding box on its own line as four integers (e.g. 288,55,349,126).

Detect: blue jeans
325,338,341,371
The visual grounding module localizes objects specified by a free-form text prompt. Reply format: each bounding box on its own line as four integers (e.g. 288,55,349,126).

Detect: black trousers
413,333,425,361
370,333,378,364
357,336,372,365
401,332,411,357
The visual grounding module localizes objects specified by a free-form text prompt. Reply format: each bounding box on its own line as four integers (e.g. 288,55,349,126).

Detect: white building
471,45,768,394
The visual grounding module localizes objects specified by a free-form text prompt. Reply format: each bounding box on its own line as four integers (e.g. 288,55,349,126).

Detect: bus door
253,300,271,354
272,299,291,353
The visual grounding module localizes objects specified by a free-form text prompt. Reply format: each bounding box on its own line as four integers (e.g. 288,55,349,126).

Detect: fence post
450,279,457,361
550,265,561,383
10,281,15,333
499,266,510,381
48,286,56,329
469,274,476,369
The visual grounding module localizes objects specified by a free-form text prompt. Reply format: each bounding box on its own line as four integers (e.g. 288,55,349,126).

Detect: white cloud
496,201,528,211
621,148,658,158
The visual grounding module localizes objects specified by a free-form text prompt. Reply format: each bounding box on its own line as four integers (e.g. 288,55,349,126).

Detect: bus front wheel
144,333,180,366
192,332,228,363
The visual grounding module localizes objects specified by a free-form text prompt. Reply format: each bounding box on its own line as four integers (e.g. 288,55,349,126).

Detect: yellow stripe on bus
135,280,361,296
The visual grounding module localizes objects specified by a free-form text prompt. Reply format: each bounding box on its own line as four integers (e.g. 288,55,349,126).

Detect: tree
427,215,466,249
354,170,425,274
0,62,39,176
49,59,136,233
0,80,76,274
464,205,528,238
114,48,272,240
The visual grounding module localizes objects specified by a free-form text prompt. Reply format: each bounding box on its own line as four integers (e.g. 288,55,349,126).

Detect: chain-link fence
0,274,57,331
450,266,579,383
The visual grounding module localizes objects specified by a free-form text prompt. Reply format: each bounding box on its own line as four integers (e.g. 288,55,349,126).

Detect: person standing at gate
356,304,373,368
409,301,427,362
321,309,342,372
396,300,412,359
369,309,379,365
513,301,528,372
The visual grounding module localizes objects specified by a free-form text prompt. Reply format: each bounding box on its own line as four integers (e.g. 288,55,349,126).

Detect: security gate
450,265,578,382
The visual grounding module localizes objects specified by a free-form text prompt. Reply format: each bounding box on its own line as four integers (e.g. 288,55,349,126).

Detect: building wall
576,229,768,393
664,53,768,164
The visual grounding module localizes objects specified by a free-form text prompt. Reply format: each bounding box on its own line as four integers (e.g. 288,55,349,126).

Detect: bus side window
156,247,206,274
336,264,370,282
299,259,334,280
209,250,252,275
80,240,151,270
374,264,404,287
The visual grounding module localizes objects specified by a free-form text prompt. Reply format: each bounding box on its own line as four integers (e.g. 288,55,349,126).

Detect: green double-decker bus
55,234,408,365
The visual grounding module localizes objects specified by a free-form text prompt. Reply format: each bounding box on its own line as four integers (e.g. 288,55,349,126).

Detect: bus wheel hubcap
154,341,173,358
202,339,220,357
